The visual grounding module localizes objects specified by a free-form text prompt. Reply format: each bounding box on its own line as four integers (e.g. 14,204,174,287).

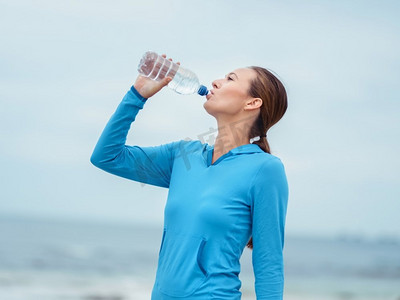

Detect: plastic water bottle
137,51,209,96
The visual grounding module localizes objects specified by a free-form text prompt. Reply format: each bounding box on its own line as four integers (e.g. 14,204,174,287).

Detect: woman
90,55,289,300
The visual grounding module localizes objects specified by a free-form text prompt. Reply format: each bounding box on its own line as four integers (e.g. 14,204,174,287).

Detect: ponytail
245,66,288,250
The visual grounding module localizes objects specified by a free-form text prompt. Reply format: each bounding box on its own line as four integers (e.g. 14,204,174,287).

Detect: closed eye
225,72,237,81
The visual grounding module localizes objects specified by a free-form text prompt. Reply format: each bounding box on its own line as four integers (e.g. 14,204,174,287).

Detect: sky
1,0,399,239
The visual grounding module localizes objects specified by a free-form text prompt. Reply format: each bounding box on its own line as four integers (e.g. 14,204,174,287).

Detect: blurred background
1,0,399,299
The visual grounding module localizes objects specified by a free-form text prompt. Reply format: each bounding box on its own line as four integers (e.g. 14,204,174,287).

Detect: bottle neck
197,85,209,96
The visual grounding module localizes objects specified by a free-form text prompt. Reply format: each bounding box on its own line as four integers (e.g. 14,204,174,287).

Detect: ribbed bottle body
137,51,208,96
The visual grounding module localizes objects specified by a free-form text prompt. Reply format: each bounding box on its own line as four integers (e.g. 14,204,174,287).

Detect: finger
159,77,172,87
177,62,181,65
161,54,166,58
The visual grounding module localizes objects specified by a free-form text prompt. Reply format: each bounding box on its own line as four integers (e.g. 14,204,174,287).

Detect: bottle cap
197,85,209,96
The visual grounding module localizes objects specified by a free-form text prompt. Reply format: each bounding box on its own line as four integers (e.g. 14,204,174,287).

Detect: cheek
222,87,248,103
222,93,246,112
203,87,246,115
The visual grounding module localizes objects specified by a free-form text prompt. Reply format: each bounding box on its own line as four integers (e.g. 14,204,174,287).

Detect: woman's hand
133,54,180,99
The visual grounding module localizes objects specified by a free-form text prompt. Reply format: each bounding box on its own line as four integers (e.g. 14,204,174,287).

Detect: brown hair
246,66,288,249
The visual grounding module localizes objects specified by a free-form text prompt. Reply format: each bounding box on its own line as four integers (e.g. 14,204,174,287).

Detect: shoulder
169,139,205,157
251,153,288,188
181,139,204,149
179,139,204,151
255,153,285,174
249,154,289,208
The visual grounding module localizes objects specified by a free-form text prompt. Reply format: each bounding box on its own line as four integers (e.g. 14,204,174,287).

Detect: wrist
130,85,148,102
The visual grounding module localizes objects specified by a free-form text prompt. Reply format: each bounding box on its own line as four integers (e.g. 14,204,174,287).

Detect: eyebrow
226,72,239,79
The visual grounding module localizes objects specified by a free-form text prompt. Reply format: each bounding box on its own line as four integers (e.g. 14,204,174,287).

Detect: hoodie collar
202,143,263,167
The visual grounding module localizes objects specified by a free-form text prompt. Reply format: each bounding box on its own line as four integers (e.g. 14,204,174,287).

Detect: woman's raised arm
90,59,181,188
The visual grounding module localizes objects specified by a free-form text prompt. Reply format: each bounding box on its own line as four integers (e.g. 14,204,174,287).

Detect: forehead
230,68,257,81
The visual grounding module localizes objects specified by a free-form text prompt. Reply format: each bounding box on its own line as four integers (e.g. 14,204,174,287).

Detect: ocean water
0,215,399,300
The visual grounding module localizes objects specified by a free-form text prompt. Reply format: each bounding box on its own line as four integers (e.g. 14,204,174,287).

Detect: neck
213,117,253,156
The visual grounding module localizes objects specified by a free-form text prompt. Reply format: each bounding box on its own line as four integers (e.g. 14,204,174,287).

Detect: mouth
206,90,214,100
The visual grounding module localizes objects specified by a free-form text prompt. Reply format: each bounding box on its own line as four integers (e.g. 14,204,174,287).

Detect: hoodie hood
202,143,264,167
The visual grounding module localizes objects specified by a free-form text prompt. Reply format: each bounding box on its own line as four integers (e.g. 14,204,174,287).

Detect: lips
206,90,214,100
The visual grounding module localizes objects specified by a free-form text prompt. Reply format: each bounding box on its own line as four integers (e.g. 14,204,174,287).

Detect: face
203,68,260,119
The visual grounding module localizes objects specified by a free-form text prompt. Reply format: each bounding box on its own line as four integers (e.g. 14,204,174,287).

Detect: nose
212,79,221,89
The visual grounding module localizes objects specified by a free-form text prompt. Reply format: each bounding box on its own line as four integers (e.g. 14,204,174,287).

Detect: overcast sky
1,0,399,239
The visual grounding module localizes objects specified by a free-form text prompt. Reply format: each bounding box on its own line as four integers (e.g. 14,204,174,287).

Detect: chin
203,101,216,117
203,101,230,120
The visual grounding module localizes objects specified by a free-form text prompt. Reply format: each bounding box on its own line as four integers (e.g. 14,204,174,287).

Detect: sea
0,214,399,300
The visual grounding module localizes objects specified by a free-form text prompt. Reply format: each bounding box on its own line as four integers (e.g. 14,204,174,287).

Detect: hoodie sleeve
249,156,289,300
90,86,181,188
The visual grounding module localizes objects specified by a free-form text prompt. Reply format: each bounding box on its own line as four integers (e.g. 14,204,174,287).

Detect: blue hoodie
90,86,289,300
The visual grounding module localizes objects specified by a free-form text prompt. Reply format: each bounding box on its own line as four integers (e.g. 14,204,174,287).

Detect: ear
244,97,263,111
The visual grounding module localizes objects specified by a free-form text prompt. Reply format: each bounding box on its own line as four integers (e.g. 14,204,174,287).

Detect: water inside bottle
168,68,199,94
138,52,178,81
